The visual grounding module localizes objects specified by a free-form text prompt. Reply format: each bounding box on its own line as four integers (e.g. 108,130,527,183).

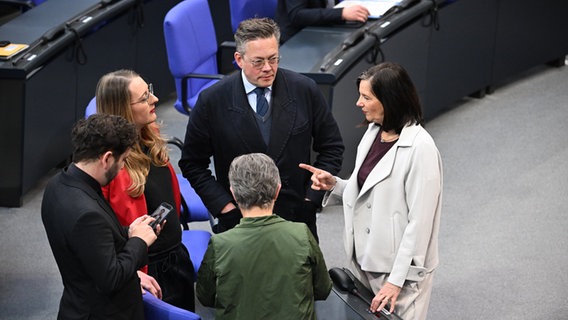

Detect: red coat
101,163,181,226
101,163,181,274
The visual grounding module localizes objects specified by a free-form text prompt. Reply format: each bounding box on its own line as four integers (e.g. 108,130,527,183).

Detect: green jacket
197,215,332,319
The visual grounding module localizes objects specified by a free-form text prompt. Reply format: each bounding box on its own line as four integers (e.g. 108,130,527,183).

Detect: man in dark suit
179,18,344,241
42,114,159,319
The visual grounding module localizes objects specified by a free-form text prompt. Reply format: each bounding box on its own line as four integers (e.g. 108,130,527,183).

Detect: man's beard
102,161,121,186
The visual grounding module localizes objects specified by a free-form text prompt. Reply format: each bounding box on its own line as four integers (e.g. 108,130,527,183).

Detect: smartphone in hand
148,202,173,230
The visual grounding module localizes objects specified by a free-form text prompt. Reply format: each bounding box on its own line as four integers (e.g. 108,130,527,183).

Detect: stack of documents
335,0,401,19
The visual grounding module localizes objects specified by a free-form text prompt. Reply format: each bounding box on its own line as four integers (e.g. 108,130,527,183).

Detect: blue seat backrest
85,97,97,118
164,0,219,113
143,290,201,320
229,0,277,33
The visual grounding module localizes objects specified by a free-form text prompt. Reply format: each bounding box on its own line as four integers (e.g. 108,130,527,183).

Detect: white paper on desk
335,0,401,19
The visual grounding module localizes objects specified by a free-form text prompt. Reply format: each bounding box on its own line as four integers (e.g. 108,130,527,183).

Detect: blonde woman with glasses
96,69,195,312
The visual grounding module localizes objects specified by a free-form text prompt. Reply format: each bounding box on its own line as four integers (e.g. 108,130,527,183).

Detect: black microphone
341,28,366,50
398,0,420,10
382,0,420,17
40,24,66,43
329,267,403,319
11,24,66,65
100,0,120,7
320,28,366,71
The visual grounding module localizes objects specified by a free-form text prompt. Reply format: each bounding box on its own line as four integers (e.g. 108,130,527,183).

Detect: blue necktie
254,87,268,117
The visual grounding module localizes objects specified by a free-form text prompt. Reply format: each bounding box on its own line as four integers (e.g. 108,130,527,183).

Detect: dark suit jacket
179,68,343,218
275,0,344,43
41,165,148,319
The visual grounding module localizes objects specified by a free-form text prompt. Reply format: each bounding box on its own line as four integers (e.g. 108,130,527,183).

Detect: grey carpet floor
1,61,567,319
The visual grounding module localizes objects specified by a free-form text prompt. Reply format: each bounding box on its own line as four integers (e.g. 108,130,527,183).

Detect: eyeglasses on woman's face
130,83,154,105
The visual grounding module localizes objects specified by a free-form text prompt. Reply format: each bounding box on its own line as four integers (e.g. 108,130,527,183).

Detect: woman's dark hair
356,62,423,133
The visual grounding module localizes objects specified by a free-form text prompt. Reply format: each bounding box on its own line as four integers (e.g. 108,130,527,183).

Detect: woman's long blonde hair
96,69,168,197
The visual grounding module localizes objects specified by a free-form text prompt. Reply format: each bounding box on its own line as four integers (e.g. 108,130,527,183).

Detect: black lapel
267,71,296,160
228,76,270,152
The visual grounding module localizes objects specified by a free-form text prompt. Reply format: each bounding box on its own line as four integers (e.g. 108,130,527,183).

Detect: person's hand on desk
341,4,370,23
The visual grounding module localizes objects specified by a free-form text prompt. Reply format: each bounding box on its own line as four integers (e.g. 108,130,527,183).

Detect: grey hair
229,153,281,210
234,18,280,54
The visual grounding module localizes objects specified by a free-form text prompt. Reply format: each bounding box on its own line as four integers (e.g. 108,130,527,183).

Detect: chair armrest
219,40,236,49
166,136,183,150
180,73,225,114
218,40,237,74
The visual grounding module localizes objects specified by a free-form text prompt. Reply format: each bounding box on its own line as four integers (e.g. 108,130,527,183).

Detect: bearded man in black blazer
179,18,344,241
42,114,159,319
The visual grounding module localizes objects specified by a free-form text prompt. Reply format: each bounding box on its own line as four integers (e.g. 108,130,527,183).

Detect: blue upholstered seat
229,0,277,33
142,290,201,320
163,0,224,115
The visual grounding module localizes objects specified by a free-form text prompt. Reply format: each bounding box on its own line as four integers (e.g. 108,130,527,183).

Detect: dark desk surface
279,25,366,84
0,0,135,75
0,0,99,43
279,1,433,85
0,0,176,207
280,26,353,70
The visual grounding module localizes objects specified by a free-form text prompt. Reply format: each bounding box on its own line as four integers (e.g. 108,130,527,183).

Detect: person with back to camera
300,62,443,320
275,0,370,43
179,17,344,241
196,153,332,319
96,70,195,312
41,114,159,319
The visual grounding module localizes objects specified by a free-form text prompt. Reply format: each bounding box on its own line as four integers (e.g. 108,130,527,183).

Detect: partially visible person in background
42,114,158,319
300,62,442,320
275,0,370,43
96,70,195,312
197,153,332,319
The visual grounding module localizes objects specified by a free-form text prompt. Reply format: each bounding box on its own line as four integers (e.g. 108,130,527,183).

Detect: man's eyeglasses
246,56,280,69
130,83,154,105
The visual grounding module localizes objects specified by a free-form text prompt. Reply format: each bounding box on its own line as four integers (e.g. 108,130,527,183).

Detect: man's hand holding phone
129,215,158,247
148,202,173,232
128,202,172,246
